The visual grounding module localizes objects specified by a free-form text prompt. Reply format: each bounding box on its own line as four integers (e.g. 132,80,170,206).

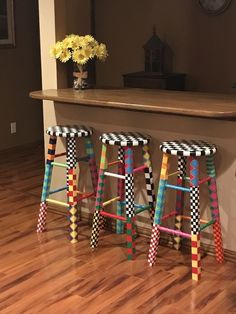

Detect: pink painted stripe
100,211,126,221
133,165,147,173
158,226,191,238
199,176,211,185
161,210,178,221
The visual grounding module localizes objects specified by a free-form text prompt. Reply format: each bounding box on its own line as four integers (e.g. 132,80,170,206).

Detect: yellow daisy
50,41,63,58
96,43,108,61
72,49,89,65
58,48,71,63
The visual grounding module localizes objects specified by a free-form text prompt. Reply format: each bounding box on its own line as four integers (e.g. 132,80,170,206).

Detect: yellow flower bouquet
50,34,108,89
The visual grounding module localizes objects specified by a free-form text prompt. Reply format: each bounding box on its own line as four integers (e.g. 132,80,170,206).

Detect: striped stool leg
117,146,125,234
142,144,156,224
37,136,57,232
206,155,224,263
91,144,107,248
125,147,136,260
148,153,169,266
174,156,186,250
190,157,201,281
85,137,98,193
66,137,78,244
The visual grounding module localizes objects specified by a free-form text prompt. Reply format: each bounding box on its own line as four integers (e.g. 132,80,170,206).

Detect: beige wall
95,0,236,93
0,0,43,150
38,1,236,253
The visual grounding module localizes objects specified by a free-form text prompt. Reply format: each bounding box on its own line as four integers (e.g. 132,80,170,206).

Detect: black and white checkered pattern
160,140,217,157
177,156,187,179
100,132,150,147
144,167,156,221
118,146,125,163
90,210,101,248
46,125,93,138
190,186,200,234
125,173,135,218
66,138,77,169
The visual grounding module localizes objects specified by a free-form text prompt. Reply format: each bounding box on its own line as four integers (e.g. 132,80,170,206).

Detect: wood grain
30,88,236,119
0,143,236,313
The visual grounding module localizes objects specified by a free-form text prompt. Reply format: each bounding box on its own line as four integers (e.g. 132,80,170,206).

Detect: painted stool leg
148,153,169,266
206,155,224,263
142,144,156,224
90,144,107,248
85,137,98,193
37,136,57,233
125,147,136,260
190,157,201,281
174,156,186,250
117,146,125,234
67,137,78,244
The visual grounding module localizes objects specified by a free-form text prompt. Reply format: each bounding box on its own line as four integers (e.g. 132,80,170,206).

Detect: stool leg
37,136,57,233
148,153,169,266
67,137,78,244
142,144,156,224
90,144,107,248
85,137,98,193
190,157,201,281
206,155,224,263
174,156,186,250
125,147,136,260
117,146,125,234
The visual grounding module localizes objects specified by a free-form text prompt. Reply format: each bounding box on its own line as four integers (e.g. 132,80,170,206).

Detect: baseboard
48,206,236,263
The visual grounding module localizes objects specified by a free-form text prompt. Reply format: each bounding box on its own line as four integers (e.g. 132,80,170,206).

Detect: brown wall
0,0,43,150
95,0,236,93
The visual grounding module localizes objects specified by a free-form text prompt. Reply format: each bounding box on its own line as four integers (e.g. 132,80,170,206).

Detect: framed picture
0,0,15,47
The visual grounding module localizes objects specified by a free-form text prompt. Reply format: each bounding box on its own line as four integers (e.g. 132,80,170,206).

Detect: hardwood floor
0,143,235,314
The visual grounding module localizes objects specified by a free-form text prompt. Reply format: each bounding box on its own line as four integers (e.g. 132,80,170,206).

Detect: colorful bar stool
148,140,224,281
37,125,98,243
90,132,156,260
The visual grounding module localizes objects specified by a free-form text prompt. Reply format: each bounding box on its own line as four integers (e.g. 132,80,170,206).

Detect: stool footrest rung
51,161,68,168
100,211,126,221
49,186,67,195
46,198,69,207
199,176,211,185
166,184,190,193
103,196,120,207
55,152,66,158
77,155,90,162
200,220,215,231
108,160,121,167
158,225,191,239
133,165,146,173
104,171,125,179
77,192,95,202
120,201,151,210
135,206,151,215
181,215,209,224
161,210,178,221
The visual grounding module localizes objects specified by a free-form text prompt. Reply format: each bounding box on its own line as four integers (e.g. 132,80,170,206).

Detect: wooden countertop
29,88,236,119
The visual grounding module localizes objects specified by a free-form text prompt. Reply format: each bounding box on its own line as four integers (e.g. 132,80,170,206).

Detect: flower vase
73,63,88,90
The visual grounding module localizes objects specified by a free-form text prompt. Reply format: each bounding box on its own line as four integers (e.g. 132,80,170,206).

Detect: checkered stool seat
100,132,150,146
160,140,217,157
46,125,93,138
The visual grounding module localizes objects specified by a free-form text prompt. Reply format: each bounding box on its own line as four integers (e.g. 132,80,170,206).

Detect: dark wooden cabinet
123,72,186,91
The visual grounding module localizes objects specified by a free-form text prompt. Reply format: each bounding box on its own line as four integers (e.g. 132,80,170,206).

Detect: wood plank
30,88,236,119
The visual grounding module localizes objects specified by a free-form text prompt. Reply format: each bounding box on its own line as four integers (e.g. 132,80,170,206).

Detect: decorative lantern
143,27,164,73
